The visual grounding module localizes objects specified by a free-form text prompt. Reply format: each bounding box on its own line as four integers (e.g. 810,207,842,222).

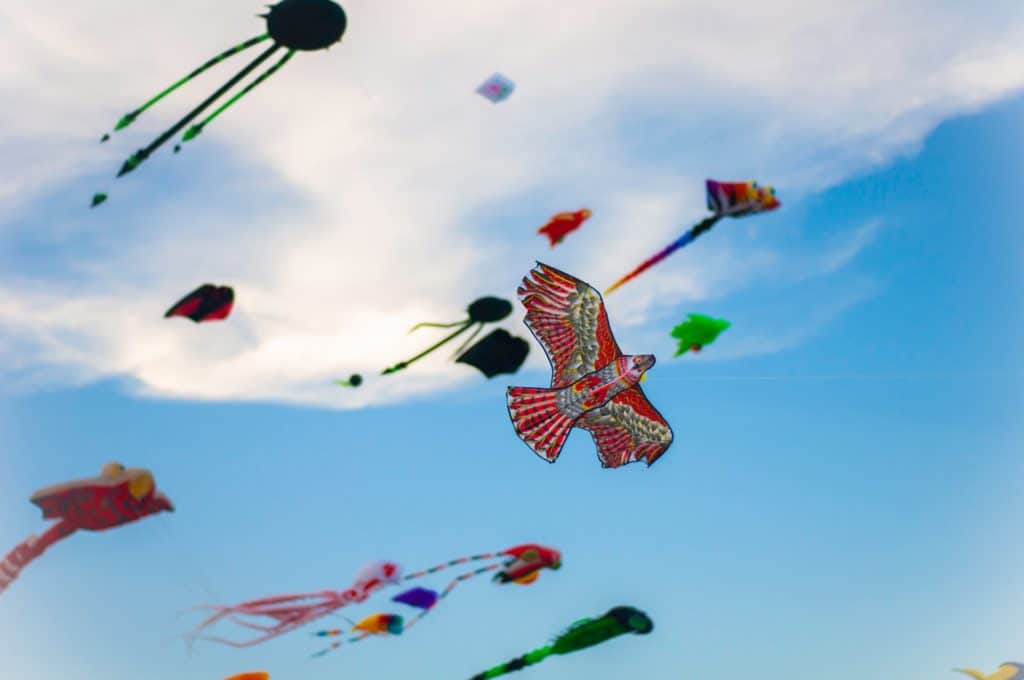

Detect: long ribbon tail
0,521,76,596
116,42,282,177
469,645,554,679
604,214,722,294
401,552,506,581
402,563,503,634
381,323,472,375
105,34,270,136
311,632,370,658
181,49,295,144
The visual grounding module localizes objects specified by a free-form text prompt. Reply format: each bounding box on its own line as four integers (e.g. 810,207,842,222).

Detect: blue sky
2,2,1024,679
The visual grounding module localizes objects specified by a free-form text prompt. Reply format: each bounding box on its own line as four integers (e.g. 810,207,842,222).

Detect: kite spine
182,49,296,143
108,34,271,133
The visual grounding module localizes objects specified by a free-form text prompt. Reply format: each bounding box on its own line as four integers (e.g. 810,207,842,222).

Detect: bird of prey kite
95,0,348,203
537,209,592,247
476,74,516,103
165,284,235,322
955,664,1024,680
605,179,779,294
310,544,561,658
507,263,674,468
670,314,730,356
0,463,173,597
190,544,560,650
468,606,653,679
383,297,516,375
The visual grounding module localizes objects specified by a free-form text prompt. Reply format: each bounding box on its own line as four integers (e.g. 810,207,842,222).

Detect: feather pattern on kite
507,263,673,467
0,463,173,597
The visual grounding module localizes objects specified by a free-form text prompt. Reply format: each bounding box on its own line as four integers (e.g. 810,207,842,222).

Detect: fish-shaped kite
955,664,1024,680
165,284,235,322
507,263,674,468
537,209,591,247
0,463,174,597
468,606,653,679
670,314,730,355
605,179,779,294
476,73,516,103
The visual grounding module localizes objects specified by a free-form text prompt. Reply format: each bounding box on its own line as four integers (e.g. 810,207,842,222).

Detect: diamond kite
605,179,780,294
476,74,515,103
0,463,174,597
468,606,653,679
507,263,674,468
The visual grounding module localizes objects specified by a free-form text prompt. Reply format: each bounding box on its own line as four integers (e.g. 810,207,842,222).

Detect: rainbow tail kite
605,179,780,294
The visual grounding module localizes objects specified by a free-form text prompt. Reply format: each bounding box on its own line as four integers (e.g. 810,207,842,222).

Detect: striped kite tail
402,552,506,581
468,645,553,679
0,523,69,596
403,563,503,634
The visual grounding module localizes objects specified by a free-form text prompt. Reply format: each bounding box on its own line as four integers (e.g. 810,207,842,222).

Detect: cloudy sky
1,1,1023,679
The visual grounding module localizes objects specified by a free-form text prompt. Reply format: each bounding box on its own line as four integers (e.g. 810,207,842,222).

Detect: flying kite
537,209,591,247
94,0,348,203
507,263,674,468
165,284,235,322
468,606,653,679
0,463,173,597
189,544,560,650
605,179,780,294
955,664,1024,680
476,73,515,103
456,329,530,378
383,297,515,375
670,314,730,356
226,674,269,680
333,374,363,388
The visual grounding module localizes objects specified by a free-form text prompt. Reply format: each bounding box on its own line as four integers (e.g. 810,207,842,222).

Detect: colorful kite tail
469,646,553,679
0,522,73,596
401,552,507,581
604,215,721,294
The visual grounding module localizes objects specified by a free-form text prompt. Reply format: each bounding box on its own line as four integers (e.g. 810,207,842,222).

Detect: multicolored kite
383,297,515,375
537,209,591,247
189,544,560,650
468,606,653,678
507,263,674,468
605,179,779,294
0,463,174,596
670,314,730,356
165,284,235,322
476,73,515,103
310,544,561,657
955,664,1024,680
95,0,348,203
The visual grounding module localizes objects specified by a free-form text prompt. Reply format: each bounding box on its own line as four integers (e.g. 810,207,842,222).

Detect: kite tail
0,522,74,596
181,49,296,144
604,215,721,294
402,563,503,634
468,645,554,679
506,386,575,463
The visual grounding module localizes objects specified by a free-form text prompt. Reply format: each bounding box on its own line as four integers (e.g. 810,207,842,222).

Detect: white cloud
0,0,1021,408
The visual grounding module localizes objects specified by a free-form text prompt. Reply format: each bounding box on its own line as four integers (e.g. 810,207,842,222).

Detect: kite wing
165,284,235,322
575,387,673,468
518,263,621,388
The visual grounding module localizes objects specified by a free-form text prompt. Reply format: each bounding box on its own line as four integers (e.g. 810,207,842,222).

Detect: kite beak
635,354,655,373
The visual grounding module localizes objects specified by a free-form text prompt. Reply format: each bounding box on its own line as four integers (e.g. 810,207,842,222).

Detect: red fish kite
0,463,173,596
508,263,674,468
537,209,591,247
165,284,235,322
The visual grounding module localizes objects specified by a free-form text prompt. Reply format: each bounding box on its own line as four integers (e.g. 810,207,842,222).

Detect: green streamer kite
468,606,653,679
92,0,347,207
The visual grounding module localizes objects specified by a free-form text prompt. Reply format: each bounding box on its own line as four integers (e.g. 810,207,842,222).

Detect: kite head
706,179,780,217
467,297,514,324
607,606,654,635
618,354,655,385
495,544,562,584
578,209,592,219
265,0,347,51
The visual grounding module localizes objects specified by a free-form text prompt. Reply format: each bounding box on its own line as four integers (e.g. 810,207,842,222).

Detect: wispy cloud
0,0,1021,408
